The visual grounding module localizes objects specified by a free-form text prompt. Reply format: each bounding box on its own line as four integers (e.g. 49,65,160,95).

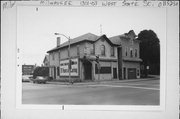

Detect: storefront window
95,64,111,74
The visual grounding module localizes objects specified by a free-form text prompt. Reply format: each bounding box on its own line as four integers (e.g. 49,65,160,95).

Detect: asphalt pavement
22,78,160,105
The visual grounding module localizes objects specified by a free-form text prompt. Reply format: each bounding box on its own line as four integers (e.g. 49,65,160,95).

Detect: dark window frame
57,67,60,76
135,49,138,57
52,53,55,60
101,45,105,56
77,45,80,56
111,47,115,56
130,48,133,57
125,47,128,56
95,64,111,74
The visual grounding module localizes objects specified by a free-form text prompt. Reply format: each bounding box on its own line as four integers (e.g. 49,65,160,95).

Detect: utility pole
68,37,72,84
96,55,100,82
54,33,72,85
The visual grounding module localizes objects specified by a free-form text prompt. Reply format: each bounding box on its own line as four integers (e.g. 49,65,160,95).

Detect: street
22,78,160,105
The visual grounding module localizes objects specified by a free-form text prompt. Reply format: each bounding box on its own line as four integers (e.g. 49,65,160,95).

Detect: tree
137,30,160,76
33,66,49,78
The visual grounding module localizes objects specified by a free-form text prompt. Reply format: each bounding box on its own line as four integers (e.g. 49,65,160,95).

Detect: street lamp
54,33,72,84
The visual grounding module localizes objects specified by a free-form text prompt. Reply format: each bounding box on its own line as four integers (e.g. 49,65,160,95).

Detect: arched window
130,48,133,57
101,45,105,56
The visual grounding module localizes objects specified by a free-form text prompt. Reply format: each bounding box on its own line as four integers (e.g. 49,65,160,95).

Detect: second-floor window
111,47,115,56
77,45,80,56
52,53,55,60
125,47,128,56
131,39,134,45
90,44,95,55
135,49,138,57
101,45,105,56
130,48,133,57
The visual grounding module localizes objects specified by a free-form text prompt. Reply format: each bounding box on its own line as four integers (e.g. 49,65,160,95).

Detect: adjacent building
43,55,50,67
47,30,142,81
110,30,142,79
22,64,35,75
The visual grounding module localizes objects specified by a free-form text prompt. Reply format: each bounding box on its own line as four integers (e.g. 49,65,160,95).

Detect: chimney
57,37,61,47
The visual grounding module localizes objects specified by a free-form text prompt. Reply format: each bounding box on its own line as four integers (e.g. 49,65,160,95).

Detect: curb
47,77,159,86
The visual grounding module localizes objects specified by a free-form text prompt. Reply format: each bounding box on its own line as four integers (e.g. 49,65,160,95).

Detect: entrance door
123,67,126,79
113,68,117,79
128,68,136,79
84,61,92,80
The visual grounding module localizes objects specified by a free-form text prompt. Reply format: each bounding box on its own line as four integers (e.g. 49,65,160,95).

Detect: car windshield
37,76,44,79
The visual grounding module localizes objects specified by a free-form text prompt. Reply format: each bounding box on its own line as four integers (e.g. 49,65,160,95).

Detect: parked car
32,76,48,84
22,75,32,82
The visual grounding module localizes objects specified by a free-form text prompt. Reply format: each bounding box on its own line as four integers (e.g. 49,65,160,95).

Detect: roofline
95,35,120,46
47,40,94,53
47,36,119,53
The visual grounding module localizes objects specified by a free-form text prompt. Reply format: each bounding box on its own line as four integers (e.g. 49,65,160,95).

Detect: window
93,44,95,54
111,47,115,56
131,39,134,45
137,69,140,76
52,53,55,60
90,44,95,55
101,45,105,56
77,45,80,56
57,67,60,76
84,46,90,55
51,68,53,77
58,51,61,60
135,49,138,57
125,47,128,56
130,48,133,57
95,64,111,74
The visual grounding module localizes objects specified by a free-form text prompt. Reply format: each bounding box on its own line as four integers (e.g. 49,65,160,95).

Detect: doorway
128,68,136,79
123,67,126,79
113,68,117,79
83,60,92,80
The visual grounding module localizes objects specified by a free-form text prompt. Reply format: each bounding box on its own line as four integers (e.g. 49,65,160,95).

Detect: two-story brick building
110,30,142,79
47,30,142,81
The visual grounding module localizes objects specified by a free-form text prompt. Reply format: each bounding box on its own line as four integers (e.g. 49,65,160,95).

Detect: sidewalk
46,77,159,86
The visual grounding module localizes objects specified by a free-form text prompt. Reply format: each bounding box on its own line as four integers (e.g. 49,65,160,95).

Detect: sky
17,6,166,66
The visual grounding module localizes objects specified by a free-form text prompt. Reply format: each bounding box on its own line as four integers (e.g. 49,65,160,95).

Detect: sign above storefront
60,58,79,76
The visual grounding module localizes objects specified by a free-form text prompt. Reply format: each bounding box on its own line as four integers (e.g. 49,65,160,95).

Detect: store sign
60,58,79,76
